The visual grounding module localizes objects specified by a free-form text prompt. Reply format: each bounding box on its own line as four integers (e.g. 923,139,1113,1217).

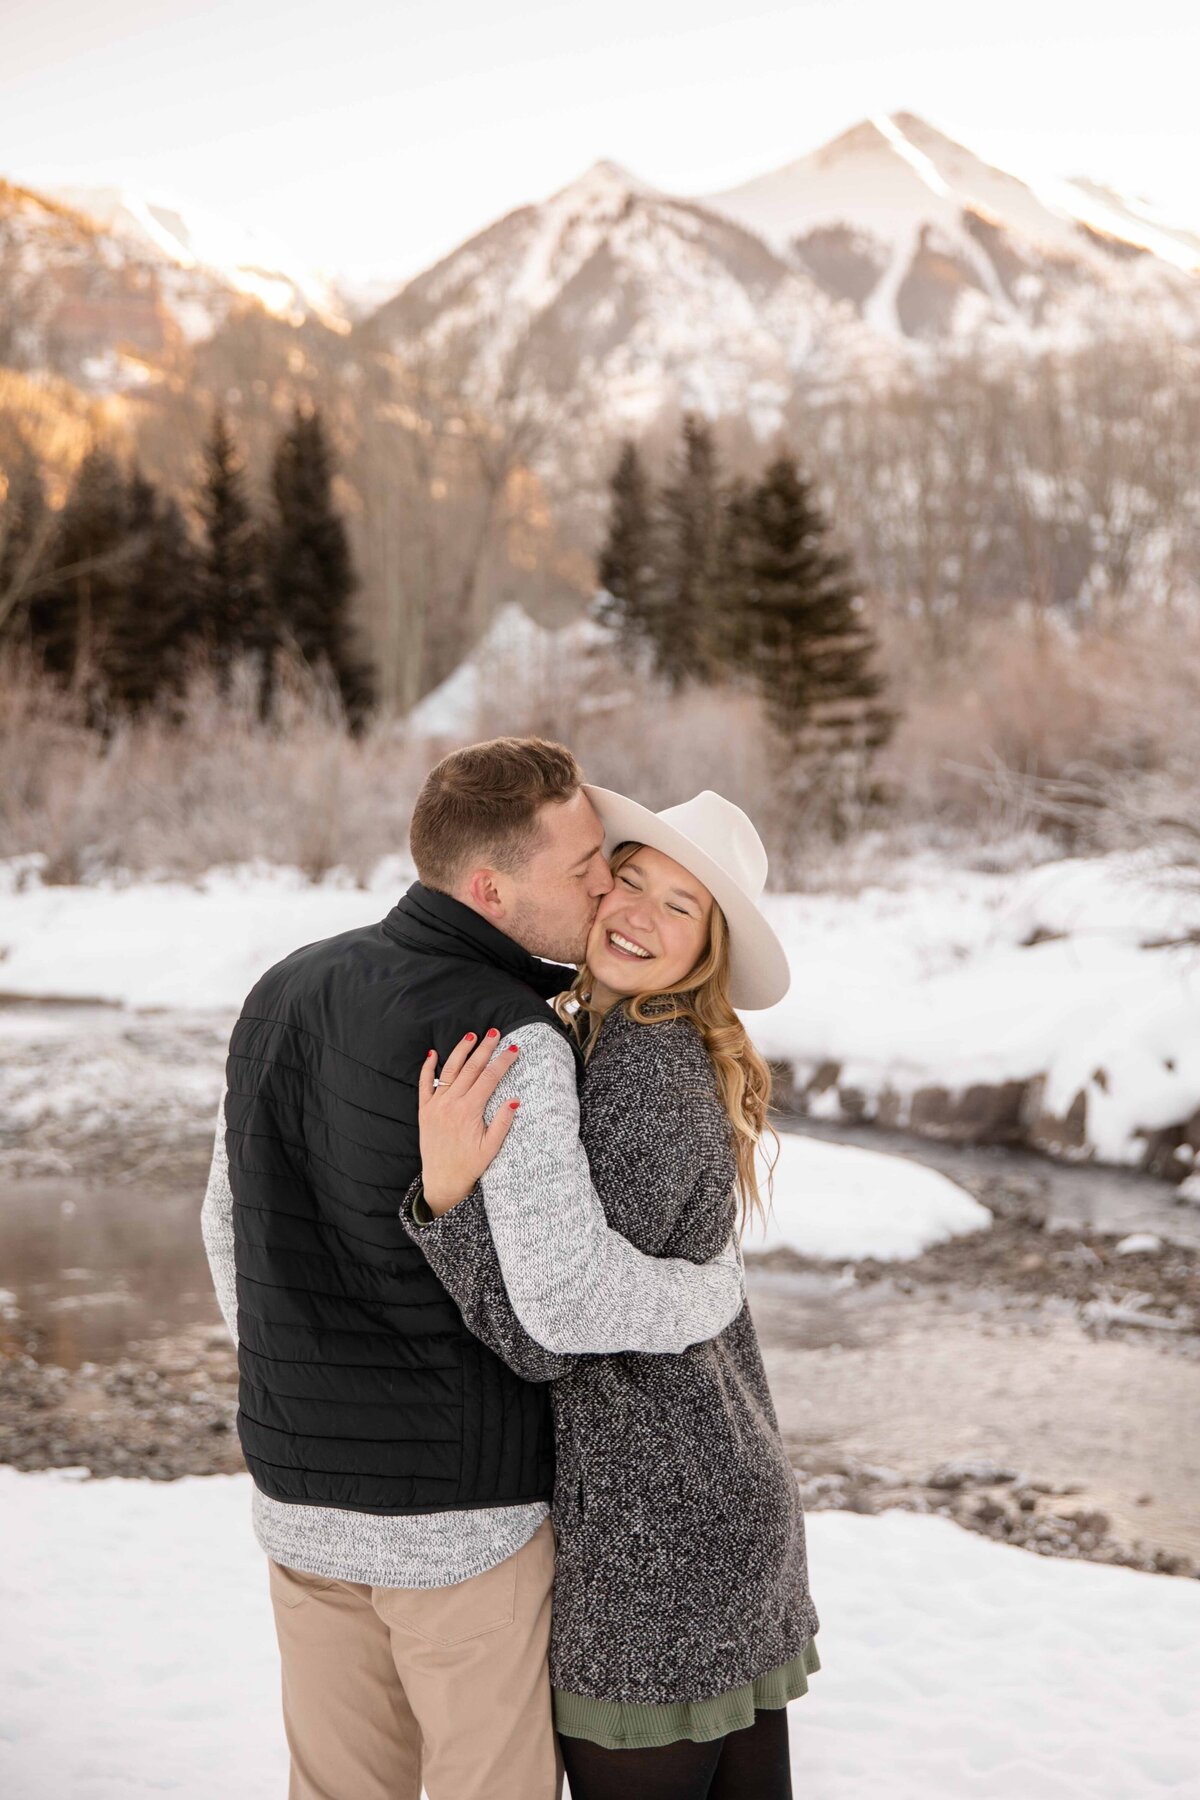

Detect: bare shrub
874,604,1200,846
3,596,1195,895
0,654,426,884
436,636,893,887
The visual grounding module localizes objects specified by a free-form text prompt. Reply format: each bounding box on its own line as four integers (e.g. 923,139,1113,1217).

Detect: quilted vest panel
225,880,579,1513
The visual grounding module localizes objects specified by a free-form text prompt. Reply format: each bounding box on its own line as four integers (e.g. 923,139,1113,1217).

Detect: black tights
559,1705,793,1800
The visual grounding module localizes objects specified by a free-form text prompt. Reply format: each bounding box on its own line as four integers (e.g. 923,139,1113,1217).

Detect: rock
1175,1171,1200,1207
1139,1109,1200,1181
874,1087,904,1130
927,1459,1019,1490
1064,1508,1111,1537
859,1464,907,1487
805,1060,841,1097
909,1080,1032,1145
835,1085,869,1121
1027,1081,1090,1159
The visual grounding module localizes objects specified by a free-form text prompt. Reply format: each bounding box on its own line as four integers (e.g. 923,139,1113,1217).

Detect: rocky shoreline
2,1318,1192,1581
2,994,1197,1583
2,1192,1197,1581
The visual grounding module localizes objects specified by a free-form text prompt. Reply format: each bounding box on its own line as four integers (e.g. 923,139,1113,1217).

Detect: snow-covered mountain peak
807,117,893,166
699,111,1199,341
1054,176,1200,274
43,181,350,330
545,158,659,212
372,136,872,446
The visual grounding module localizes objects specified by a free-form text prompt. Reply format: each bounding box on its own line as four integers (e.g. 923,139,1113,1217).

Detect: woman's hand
418,1030,522,1216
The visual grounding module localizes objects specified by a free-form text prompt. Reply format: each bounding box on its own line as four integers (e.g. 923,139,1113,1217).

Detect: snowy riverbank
1,1466,1195,1800
1,844,1197,1174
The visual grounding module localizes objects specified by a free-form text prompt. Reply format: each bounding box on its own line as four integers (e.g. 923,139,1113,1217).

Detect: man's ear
461,867,506,920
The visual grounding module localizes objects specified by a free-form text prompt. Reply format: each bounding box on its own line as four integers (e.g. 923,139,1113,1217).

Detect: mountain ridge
4,112,1196,429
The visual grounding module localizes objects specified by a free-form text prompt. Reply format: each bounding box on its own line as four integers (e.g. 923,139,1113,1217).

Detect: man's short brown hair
409,736,583,893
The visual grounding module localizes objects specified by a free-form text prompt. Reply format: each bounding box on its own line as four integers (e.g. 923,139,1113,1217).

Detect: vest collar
382,881,578,1003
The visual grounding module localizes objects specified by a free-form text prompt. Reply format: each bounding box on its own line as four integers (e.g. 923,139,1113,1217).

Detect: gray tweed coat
402,1001,820,1707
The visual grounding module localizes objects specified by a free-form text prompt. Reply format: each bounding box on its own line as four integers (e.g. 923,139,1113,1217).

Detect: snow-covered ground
755,848,1200,1171
752,1132,991,1260
1,1467,1194,1800
1,844,1195,1172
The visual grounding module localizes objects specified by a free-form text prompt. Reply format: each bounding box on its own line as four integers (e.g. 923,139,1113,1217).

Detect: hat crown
655,791,768,902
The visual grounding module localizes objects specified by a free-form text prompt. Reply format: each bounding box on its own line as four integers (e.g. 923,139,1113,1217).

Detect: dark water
0,1177,221,1369
1,1126,1192,1370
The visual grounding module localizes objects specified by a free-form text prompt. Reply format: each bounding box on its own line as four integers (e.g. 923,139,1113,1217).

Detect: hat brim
582,784,791,1010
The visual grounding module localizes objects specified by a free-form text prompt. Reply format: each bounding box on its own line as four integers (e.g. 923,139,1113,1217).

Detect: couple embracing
201,735,821,1800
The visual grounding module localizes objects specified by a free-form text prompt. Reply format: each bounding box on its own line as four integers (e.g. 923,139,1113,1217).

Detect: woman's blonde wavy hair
552,840,779,1239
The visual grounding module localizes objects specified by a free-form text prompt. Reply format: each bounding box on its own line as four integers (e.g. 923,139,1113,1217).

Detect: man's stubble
506,888,596,971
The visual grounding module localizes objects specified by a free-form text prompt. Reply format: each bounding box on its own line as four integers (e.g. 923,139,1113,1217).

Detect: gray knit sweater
404,1002,820,1706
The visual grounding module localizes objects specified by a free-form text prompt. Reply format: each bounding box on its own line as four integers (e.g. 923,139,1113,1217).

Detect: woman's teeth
608,930,652,959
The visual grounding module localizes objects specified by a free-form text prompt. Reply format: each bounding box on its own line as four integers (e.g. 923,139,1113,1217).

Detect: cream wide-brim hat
581,785,791,1010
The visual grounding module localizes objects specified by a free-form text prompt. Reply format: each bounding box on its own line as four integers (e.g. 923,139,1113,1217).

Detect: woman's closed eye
620,874,691,916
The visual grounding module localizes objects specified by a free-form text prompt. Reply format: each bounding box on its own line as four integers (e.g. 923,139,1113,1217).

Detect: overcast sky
4,0,1198,289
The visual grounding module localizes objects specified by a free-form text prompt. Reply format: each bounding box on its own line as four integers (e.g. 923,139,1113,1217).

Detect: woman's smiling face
586,844,714,997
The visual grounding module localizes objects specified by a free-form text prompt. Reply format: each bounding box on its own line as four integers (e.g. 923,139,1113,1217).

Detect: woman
406,788,820,1799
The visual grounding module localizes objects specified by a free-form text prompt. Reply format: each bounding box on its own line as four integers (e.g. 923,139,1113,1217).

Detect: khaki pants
268,1516,563,1800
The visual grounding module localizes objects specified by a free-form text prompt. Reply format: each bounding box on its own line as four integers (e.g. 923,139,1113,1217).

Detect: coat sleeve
576,1017,740,1262
401,1175,575,1384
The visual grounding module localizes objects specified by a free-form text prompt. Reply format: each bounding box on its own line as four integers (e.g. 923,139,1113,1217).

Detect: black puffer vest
225,880,579,1514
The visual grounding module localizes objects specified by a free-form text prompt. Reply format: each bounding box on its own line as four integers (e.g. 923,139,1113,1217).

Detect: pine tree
650,414,724,689
27,445,130,714
106,469,201,714
596,440,656,660
731,454,894,761
712,474,756,673
0,450,50,642
197,407,266,687
267,402,373,725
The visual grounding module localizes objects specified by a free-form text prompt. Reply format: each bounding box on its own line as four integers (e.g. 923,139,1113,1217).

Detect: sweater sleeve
200,1091,239,1345
401,1176,575,1383
406,1021,744,1356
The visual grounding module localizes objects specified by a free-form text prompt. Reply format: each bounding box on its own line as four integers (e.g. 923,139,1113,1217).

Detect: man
201,735,744,1800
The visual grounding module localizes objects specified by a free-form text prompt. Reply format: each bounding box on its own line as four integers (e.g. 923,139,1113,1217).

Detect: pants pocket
268,1559,339,1610
376,1549,520,1647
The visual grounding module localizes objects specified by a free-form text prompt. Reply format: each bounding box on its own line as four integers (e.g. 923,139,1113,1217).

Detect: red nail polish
508,1045,519,1054
464,1032,476,1042
509,1099,520,1110
426,1049,435,1059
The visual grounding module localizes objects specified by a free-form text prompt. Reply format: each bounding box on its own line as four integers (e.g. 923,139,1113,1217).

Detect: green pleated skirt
553,1636,821,1751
